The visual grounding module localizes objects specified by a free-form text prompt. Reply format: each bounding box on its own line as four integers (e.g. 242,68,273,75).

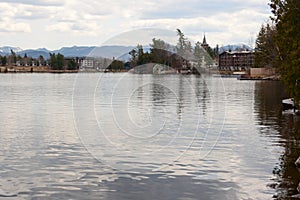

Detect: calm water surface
0,73,299,199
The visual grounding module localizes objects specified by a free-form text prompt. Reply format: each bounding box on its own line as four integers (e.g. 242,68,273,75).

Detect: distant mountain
0,46,23,54
19,49,51,59
36,48,50,52
0,45,136,60
25,45,137,60
1,44,250,60
53,46,95,58
219,44,253,54
89,46,136,60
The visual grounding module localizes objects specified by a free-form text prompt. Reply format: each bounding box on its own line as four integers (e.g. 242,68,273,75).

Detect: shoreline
0,66,79,73
0,66,281,81
0,66,132,74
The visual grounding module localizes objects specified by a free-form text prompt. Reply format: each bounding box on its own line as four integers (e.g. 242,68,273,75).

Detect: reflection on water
0,74,299,199
254,81,300,199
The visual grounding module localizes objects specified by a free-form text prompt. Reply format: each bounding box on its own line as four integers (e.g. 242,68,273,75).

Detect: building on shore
218,50,254,71
250,67,276,78
80,57,94,69
78,57,117,71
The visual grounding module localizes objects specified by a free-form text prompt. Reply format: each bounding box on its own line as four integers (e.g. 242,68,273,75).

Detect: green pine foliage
49,53,65,70
1,56,7,66
67,59,77,70
254,23,278,68
109,60,124,71
270,0,300,106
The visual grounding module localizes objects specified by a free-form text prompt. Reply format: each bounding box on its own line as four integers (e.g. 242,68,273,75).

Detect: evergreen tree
176,29,192,60
10,49,17,65
67,59,77,70
128,31,200,73
129,49,137,68
109,60,124,71
150,38,169,50
254,23,278,68
194,41,204,67
56,53,64,70
16,55,22,65
1,56,7,66
214,44,219,58
49,53,65,70
150,38,170,66
270,0,300,105
176,29,185,56
137,44,144,58
194,41,215,68
176,29,193,69
49,53,57,70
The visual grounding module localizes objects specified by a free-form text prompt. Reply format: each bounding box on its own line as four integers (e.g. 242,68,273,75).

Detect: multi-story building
219,50,254,71
80,57,94,68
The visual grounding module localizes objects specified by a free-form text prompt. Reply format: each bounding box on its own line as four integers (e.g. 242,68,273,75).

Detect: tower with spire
201,34,209,51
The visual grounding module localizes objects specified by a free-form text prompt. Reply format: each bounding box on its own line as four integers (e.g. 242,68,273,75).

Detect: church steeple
202,34,207,45
201,33,209,51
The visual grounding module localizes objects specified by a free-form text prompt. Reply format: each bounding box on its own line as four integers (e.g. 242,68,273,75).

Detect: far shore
0,66,281,81
0,66,79,73
0,65,136,74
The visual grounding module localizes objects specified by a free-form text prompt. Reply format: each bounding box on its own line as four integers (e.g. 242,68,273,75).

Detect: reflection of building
219,51,254,71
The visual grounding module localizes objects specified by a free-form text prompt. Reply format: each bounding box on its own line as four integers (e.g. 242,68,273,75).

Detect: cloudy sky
0,0,271,50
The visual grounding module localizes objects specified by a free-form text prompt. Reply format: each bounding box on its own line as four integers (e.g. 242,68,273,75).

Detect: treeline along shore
0,52,80,73
0,66,79,73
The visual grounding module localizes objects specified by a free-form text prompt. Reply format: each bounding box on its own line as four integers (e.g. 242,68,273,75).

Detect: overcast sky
0,0,271,50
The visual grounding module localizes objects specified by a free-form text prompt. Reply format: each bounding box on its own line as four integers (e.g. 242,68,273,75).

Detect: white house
80,58,94,68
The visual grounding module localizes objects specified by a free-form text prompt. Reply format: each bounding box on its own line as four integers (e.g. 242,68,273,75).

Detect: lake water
0,73,299,199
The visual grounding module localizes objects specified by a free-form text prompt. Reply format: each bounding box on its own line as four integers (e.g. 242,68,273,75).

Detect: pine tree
270,0,300,106
254,23,278,68
49,53,65,70
56,53,64,70
1,56,7,66
176,29,193,69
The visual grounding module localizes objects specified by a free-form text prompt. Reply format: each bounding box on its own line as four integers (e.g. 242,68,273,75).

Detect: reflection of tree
194,42,214,68
272,116,300,199
254,81,284,128
198,78,208,116
254,81,300,199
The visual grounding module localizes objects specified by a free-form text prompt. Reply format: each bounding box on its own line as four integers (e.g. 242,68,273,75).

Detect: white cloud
46,21,102,36
0,22,31,33
0,0,271,49
123,5,269,46
0,3,32,33
0,0,64,6
103,28,179,46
